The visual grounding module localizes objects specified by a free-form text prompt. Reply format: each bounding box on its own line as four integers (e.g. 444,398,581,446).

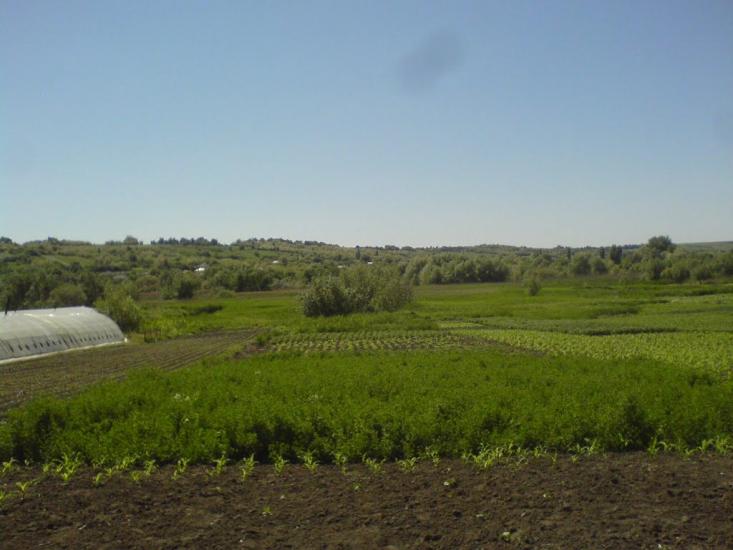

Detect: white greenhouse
0,307,125,362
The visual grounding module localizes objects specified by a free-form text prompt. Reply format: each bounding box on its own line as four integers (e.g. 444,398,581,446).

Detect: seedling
143,459,157,476
208,454,228,478
239,454,257,481
92,472,107,486
55,453,82,483
300,451,318,474
172,457,190,480
362,456,384,475
397,457,418,473
1,458,17,476
333,451,348,474
117,456,137,472
647,436,661,458
273,454,287,475
261,505,272,516
712,435,731,454
420,447,440,466
15,480,32,497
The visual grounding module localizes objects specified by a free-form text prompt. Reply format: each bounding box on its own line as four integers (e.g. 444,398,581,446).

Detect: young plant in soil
300,451,318,474
333,451,348,474
207,454,228,478
273,454,287,475
172,457,190,480
239,454,256,481
397,457,418,473
362,456,384,475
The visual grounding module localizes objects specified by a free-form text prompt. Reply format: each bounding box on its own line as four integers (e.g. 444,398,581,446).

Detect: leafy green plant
420,447,440,466
54,453,81,483
362,456,384,475
273,454,287,475
1,458,17,476
333,451,348,474
397,456,418,473
239,454,256,481
172,457,189,480
207,454,228,478
15,480,33,498
143,459,157,476
92,472,107,486
300,451,318,474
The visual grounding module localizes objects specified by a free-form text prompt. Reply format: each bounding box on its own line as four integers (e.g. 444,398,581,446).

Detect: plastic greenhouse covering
0,306,125,362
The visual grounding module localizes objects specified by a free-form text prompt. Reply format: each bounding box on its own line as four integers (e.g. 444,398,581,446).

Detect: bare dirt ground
1,453,731,549
0,330,257,414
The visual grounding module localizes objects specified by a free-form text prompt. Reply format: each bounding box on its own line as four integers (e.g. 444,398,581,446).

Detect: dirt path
1,454,731,549
0,330,257,413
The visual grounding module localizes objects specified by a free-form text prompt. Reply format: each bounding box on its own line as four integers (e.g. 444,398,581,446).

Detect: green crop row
2,349,732,465
269,330,475,353
453,329,733,372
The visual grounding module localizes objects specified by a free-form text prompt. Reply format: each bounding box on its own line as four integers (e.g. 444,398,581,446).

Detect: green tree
609,245,623,265
646,235,675,256
570,254,592,276
49,283,87,308
96,286,143,332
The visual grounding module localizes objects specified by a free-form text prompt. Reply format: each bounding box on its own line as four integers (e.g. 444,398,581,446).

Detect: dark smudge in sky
398,31,463,93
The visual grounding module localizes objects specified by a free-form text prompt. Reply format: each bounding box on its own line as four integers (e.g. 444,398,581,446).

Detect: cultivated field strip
450,328,733,372
269,330,486,354
0,330,256,413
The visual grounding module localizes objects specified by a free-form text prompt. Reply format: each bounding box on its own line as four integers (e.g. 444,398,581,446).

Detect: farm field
1,454,732,549
1,280,732,548
0,330,257,414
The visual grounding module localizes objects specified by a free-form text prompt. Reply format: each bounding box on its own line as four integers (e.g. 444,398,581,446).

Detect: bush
48,283,87,307
570,254,592,276
302,265,412,317
162,272,201,300
662,264,690,283
525,276,541,296
591,257,608,275
95,287,143,332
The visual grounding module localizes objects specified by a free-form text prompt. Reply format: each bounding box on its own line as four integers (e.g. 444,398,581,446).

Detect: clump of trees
95,285,143,332
404,255,510,285
302,265,413,317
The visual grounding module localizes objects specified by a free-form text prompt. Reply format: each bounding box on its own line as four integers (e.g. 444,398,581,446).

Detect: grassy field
1,279,732,467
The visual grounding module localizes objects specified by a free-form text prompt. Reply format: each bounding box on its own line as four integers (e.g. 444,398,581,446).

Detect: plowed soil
2,453,731,549
0,330,257,413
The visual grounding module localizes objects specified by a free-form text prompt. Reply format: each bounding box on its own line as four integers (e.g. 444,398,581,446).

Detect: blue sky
1,0,732,247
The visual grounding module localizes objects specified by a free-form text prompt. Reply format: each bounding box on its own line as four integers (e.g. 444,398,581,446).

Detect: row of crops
449,328,733,372
3,349,733,465
268,330,480,353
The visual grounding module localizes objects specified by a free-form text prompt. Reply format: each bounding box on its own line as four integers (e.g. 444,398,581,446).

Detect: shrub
570,254,592,276
525,276,541,296
302,265,412,317
592,257,608,275
95,286,143,332
662,264,690,283
175,273,200,299
48,283,87,307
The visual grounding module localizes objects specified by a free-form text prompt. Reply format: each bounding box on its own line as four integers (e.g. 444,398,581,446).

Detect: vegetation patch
2,350,732,465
